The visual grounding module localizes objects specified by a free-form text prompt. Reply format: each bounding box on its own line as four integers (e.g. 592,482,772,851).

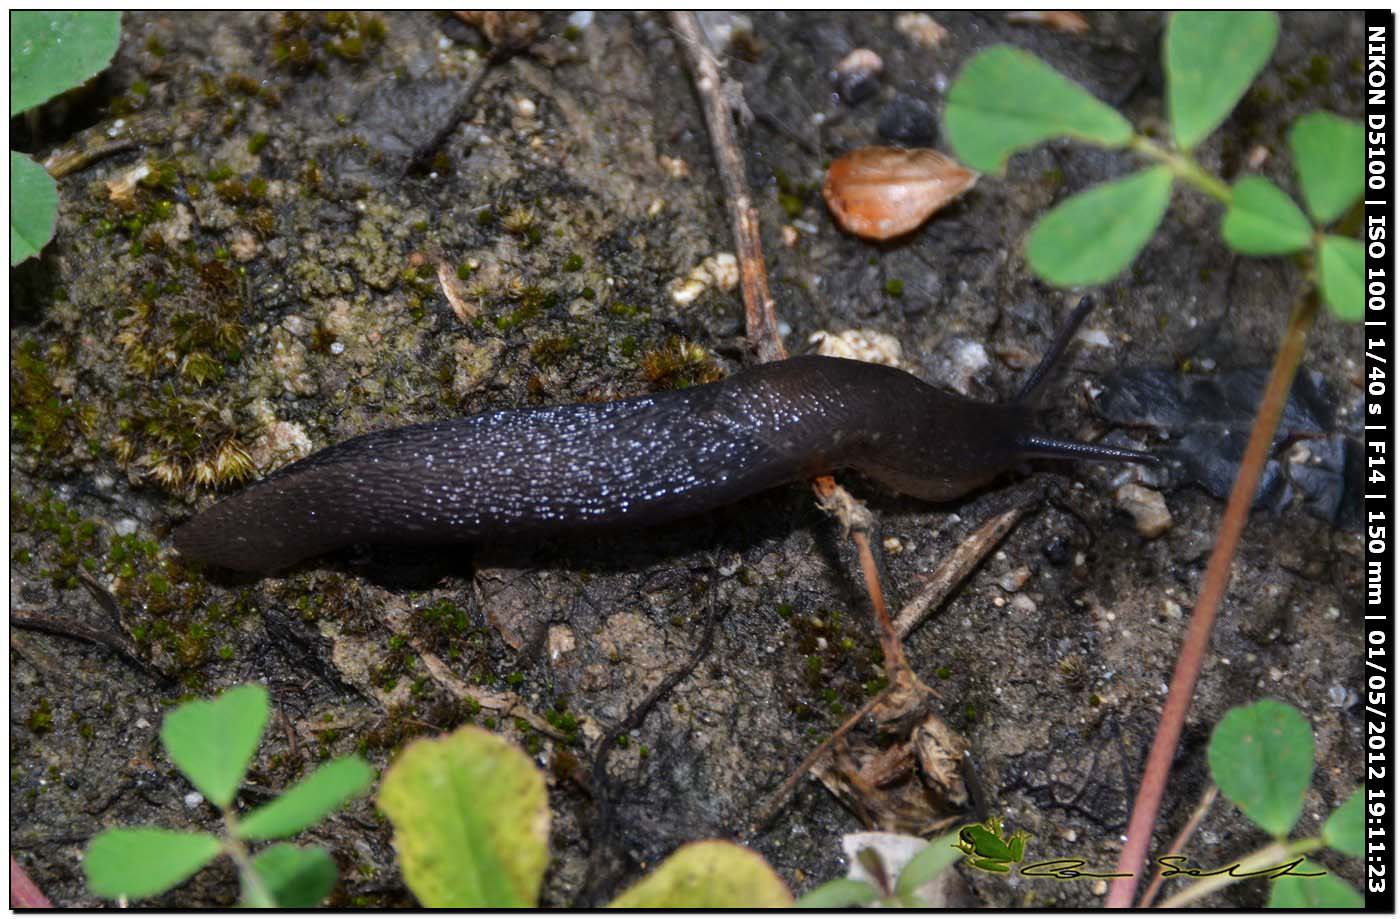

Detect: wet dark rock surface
10,12,1364,908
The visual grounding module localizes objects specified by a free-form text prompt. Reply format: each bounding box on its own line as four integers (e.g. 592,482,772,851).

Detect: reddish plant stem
1106,291,1320,907
11,856,53,908
852,529,909,675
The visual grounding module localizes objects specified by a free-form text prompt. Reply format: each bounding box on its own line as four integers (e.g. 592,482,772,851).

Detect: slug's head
1010,295,1158,469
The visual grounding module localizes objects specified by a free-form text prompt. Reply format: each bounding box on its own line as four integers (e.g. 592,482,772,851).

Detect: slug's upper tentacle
174,311,1154,573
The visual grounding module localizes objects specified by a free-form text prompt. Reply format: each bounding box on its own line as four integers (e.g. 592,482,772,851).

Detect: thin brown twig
1106,290,1320,907
669,11,785,363
894,504,1029,640
749,687,892,834
673,12,930,835
1137,784,1219,908
852,530,908,675
10,608,173,684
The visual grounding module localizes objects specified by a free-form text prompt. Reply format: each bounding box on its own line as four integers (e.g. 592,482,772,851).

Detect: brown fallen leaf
1005,10,1092,34
823,147,978,241
438,261,477,324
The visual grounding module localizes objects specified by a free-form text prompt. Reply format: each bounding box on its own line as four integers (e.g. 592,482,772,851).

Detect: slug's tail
1019,433,1158,466
1015,295,1097,404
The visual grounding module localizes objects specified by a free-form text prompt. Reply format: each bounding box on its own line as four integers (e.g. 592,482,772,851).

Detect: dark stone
877,92,936,145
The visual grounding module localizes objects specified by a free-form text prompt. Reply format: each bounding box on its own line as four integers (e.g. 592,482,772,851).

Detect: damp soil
10,11,1366,908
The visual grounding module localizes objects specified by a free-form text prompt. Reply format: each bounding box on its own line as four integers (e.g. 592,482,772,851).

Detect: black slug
174,298,1153,573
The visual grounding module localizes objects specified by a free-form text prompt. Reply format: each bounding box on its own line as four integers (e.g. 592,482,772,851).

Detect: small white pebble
115,518,139,536
184,791,204,809
329,341,345,355
998,565,1032,593
1116,484,1172,539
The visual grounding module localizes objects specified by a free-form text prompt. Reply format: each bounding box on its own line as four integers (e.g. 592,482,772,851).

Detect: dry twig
669,12,785,364
895,504,1029,639
750,688,891,834
10,609,173,685
1137,784,1219,908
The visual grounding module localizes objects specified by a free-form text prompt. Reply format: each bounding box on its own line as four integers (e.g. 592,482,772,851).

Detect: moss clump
11,493,104,589
774,168,814,220
639,337,724,390
494,285,558,332
885,278,904,297
529,335,577,367
272,12,387,73
11,339,96,465
545,701,580,745
25,700,55,736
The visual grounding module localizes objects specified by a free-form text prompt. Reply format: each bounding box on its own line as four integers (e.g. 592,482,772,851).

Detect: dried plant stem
669,11,786,363
1155,836,1323,909
1106,290,1320,907
750,688,891,834
894,504,1029,639
1136,784,1219,907
852,529,909,675
673,12,927,835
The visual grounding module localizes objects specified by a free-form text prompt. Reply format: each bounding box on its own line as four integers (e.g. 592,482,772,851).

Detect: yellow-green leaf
608,841,793,908
1025,166,1173,286
944,45,1132,173
378,726,549,908
1221,177,1312,255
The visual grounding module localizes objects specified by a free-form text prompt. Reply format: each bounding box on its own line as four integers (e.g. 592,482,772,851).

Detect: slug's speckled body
174,302,1153,573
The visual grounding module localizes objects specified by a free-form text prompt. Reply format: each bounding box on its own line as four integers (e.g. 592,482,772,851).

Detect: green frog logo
954,816,1032,873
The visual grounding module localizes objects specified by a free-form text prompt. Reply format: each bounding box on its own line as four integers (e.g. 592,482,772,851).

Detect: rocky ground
10,11,1365,907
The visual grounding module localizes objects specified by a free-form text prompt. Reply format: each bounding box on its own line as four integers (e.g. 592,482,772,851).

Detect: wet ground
10,11,1365,907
